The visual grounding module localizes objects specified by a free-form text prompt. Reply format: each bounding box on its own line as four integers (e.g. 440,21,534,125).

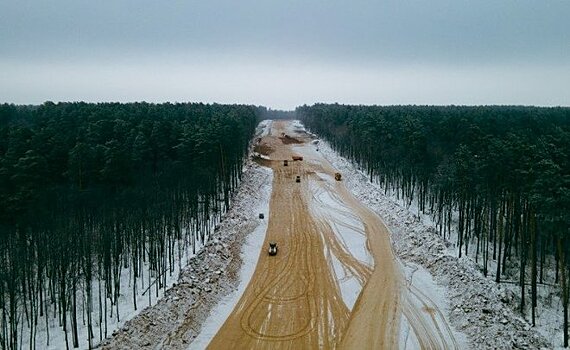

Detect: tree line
298,104,570,346
0,102,258,349
257,107,296,120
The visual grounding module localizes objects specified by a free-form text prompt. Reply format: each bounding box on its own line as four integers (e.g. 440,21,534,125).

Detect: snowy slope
188,172,271,349
99,163,272,349
98,121,274,349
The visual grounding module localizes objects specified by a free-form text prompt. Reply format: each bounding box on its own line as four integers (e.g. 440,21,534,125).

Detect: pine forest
298,104,570,344
0,102,258,349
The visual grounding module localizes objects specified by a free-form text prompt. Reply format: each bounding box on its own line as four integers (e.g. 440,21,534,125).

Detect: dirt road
207,120,457,349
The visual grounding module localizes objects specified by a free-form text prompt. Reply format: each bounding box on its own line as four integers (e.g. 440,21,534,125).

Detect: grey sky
1,0,569,109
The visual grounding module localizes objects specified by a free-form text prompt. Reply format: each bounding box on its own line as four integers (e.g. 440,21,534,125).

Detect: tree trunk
559,236,568,347
531,211,537,326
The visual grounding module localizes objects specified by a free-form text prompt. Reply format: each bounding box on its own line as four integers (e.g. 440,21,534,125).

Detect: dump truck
292,156,303,161
335,172,342,181
296,175,301,183
284,160,288,166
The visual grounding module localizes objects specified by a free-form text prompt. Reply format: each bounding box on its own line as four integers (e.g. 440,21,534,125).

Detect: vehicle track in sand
207,120,457,349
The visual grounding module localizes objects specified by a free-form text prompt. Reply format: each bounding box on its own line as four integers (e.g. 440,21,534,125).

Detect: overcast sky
1,0,569,109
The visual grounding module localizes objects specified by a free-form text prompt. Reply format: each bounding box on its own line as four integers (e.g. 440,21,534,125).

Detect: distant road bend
208,120,458,349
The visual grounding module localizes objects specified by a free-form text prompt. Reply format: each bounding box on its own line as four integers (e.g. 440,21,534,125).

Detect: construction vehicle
335,172,342,181
296,175,301,183
284,160,288,166
268,242,278,256
292,156,303,161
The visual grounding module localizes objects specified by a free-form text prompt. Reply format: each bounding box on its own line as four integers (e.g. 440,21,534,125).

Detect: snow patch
310,180,371,267
101,161,273,349
328,253,362,310
256,120,272,138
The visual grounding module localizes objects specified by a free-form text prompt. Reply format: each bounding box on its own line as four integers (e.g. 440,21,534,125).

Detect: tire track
206,120,457,349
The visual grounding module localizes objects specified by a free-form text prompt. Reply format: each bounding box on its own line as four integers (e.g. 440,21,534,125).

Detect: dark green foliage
299,104,570,346
0,102,258,349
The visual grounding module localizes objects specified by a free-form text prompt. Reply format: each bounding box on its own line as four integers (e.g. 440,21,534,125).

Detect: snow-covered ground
312,125,552,349
99,163,272,349
95,119,556,349
328,254,364,310
23,165,271,349
23,224,200,350
188,174,271,349
290,122,464,348
96,123,274,349
308,178,371,311
257,119,272,137
309,179,372,267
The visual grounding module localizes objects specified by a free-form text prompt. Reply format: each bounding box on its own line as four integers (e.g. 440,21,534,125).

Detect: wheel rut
207,120,457,349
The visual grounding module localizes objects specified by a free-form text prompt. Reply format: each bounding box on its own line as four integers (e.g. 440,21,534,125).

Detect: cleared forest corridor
207,120,458,349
